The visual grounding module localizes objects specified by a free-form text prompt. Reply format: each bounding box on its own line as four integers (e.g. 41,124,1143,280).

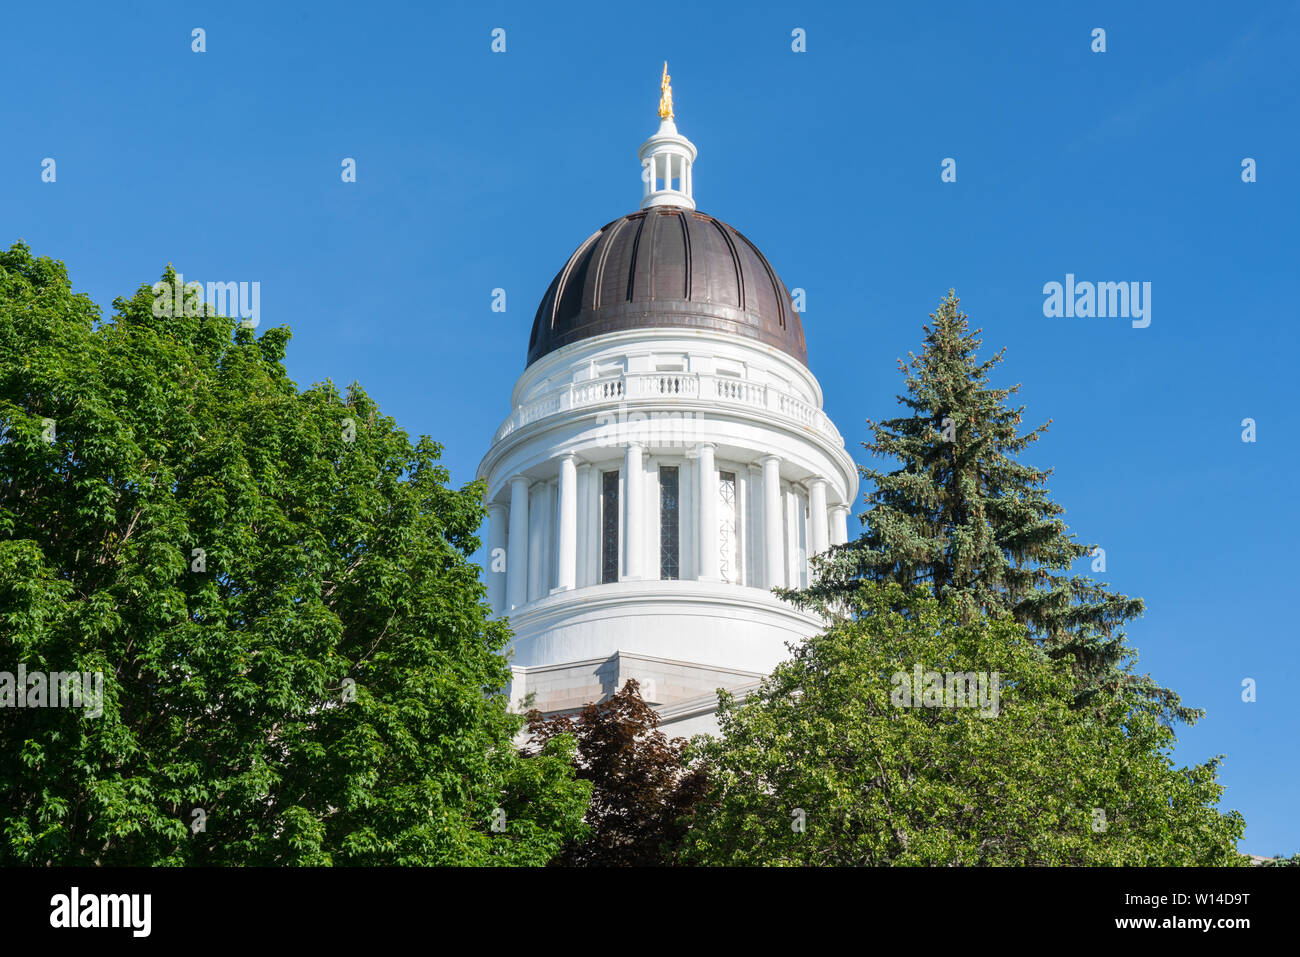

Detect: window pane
601,470,619,584
660,466,679,580
719,470,738,584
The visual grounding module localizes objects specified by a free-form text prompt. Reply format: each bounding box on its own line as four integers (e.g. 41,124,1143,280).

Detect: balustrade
494,369,839,446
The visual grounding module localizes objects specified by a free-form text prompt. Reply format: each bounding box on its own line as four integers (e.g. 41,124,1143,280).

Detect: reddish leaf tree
525,679,708,866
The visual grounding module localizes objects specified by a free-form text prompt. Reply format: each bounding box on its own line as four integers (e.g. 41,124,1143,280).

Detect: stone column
747,463,763,587
487,502,508,615
624,443,644,579
556,454,577,591
577,462,594,587
830,505,850,546
809,478,829,556
784,486,802,589
697,442,717,580
528,483,547,600
761,455,783,588
507,476,529,610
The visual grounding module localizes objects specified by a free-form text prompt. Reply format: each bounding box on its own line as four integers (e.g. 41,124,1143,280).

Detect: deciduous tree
0,243,590,865
687,583,1244,866
526,679,707,866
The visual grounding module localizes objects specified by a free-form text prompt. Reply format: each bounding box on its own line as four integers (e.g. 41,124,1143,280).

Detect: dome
526,206,807,368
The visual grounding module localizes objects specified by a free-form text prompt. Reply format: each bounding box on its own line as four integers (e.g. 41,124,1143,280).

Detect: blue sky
4,1,1297,856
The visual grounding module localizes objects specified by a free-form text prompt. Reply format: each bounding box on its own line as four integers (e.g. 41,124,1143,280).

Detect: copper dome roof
527,206,807,368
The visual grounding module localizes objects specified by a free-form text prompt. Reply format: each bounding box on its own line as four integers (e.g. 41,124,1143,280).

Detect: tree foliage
686,582,1245,866
1258,853,1300,867
0,243,589,865
526,679,707,866
785,291,1193,723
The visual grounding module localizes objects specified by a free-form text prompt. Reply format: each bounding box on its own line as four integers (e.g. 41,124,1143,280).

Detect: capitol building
477,67,857,735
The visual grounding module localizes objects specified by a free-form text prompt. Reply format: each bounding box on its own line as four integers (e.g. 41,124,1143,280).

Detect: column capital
759,453,781,466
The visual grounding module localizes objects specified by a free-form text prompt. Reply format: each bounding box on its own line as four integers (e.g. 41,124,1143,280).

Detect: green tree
0,243,590,865
525,679,708,866
785,291,1193,723
1259,853,1300,867
686,582,1244,866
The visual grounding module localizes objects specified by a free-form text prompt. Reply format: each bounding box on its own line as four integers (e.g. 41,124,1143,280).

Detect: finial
640,63,695,209
658,61,674,120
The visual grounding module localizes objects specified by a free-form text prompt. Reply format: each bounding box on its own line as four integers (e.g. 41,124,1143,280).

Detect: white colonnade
490,446,849,615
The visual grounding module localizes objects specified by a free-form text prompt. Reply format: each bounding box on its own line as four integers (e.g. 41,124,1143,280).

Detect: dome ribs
732,228,786,332
625,212,650,304
525,208,807,368
679,211,693,303
530,269,564,350
651,209,689,303
710,216,746,316
555,229,601,329
699,215,740,309
589,215,626,312
685,213,710,304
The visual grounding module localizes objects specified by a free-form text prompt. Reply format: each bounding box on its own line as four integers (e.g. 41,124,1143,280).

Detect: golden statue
658,61,674,120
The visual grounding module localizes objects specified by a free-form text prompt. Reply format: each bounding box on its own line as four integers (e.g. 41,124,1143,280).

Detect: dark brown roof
527,207,807,368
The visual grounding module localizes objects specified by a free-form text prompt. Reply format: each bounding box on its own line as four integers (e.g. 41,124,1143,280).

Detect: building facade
477,72,856,735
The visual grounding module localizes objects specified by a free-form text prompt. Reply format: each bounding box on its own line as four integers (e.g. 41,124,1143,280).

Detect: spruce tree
784,291,1196,723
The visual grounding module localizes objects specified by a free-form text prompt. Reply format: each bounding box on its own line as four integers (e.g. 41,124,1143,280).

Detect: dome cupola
526,64,806,368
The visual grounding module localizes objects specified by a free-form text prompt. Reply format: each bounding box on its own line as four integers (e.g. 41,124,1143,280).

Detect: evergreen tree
784,291,1195,723
1259,853,1300,867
